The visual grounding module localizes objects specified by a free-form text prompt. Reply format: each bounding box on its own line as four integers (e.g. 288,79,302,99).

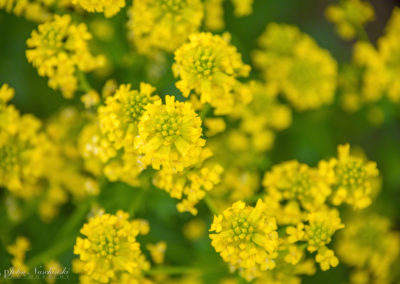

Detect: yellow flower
305,207,344,252
136,95,205,171
74,211,150,283
26,15,104,98
337,214,400,283
173,32,251,114
286,223,305,243
204,0,224,31
327,144,379,209
284,245,304,265
154,148,223,215
0,0,52,22
253,23,337,111
204,118,226,137
231,0,254,17
98,83,159,152
315,247,339,271
209,200,279,281
127,0,203,54
263,160,332,211
147,242,167,264
7,236,30,277
72,0,125,17
0,85,51,198
326,0,375,40
183,218,206,240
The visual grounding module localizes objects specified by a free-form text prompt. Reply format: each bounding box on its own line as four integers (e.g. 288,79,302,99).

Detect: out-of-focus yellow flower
74,211,151,283
7,236,30,277
183,218,206,240
315,247,339,271
81,90,100,109
72,0,125,17
320,144,379,209
204,0,224,31
326,0,374,40
337,214,400,284
26,15,105,98
147,242,167,264
127,0,203,54
263,161,332,211
45,260,64,284
173,32,251,114
253,23,337,111
136,95,205,171
0,0,52,22
231,0,253,17
204,118,226,137
0,85,50,199
210,200,279,281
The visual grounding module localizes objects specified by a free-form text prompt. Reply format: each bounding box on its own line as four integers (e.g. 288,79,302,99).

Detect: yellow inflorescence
0,84,51,199
0,0,53,22
320,144,379,209
326,0,375,40
231,0,254,17
337,214,400,284
127,0,203,54
74,211,151,283
26,15,104,98
173,32,251,114
209,200,279,281
135,95,205,171
72,0,125,17
253,23,337,111
263,160,332,212
7,236,31,277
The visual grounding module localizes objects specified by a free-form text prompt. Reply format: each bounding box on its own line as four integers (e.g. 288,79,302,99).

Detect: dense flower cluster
337,214,400,284
210,200,279,281
326,0,375,40
253,23,337,110
127,0,203,54
74,211,151,283
3,1,400,284
26,15,104,98
72,0,125,17
173,32,251,114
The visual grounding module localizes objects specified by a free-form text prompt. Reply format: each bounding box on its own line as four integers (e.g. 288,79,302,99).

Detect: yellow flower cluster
231,0,254,17
39,107,99,222
263,160,332,212
209,200,279,281
74,211,151,283
320,144,379,209
147,241,167,264
253,23,337,111
173,32,251,114
0,0,52,22
154,149,223,215
351,9,400,105
72,0,125,17
0,84,51,199
337,214,400,284
7,236,30,277
326,0,374,40
136,95,205,171
26,15,104,98
127,0,203,54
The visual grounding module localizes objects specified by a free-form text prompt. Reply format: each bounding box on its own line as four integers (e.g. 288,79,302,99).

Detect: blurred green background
0,0,400,283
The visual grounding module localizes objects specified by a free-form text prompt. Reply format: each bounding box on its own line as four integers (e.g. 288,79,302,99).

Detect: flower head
72,0,126,17
74,211,150,283
127,0,203,54
326,0,375,40
173,32,251,114
136,95,205,171
209,200,279,281
26,15,104,98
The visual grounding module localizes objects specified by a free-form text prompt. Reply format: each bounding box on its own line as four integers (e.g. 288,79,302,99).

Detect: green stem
128,187,147,217
76,70,92,93
356,25,370,42
27,200,92,268
200,104,212,120
204,195,219,215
